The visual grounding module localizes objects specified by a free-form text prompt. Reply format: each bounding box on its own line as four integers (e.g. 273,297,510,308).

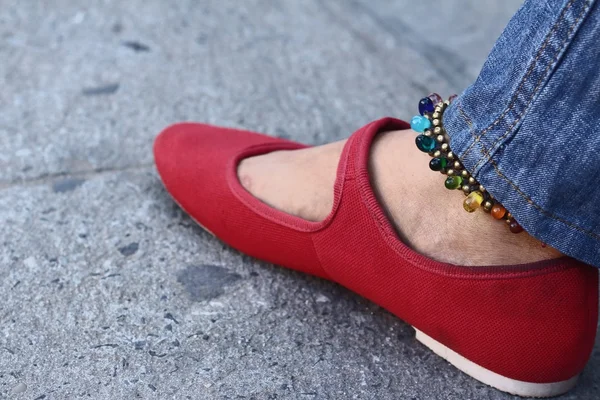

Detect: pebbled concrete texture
1,1,598,399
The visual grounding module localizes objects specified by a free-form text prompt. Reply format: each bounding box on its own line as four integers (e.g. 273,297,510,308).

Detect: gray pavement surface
1,1,598,399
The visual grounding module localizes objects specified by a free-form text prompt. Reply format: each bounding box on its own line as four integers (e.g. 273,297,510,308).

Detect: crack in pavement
0,162,155,191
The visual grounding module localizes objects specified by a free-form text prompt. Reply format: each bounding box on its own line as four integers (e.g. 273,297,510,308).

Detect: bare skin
238,129,562,266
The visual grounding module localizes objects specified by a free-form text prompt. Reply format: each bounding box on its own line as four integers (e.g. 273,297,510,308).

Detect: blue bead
418,97,434,115
411,115,432,133
415,135,436,152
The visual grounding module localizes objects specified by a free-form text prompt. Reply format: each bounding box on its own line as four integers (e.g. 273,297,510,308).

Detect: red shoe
154,118,598,397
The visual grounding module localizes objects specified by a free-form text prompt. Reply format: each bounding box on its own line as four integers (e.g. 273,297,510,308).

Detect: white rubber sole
414,329,578,398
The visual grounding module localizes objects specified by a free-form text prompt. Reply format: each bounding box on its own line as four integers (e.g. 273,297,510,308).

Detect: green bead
429,157,448,171
444,176,463,190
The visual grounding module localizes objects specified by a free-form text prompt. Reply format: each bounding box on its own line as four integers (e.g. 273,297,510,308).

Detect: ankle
369,130,562,266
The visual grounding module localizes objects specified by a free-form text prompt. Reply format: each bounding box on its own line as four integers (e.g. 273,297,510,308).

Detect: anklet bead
416,135,436,152
491,204,507,220
445,176,463,190
483,201,493,212
413,94,521,234
509,220,524,233
411,116,432,133
429,157,448,171
419,97,435,115
463,191,484,212
429,93,443,105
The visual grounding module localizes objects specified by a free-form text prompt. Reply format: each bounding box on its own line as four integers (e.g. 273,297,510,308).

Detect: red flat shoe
154,117,598,397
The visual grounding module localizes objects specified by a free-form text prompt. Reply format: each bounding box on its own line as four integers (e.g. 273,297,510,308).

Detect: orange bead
491,204,506,220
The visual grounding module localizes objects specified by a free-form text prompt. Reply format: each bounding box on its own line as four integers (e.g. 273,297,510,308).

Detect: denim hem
445,103,600,267
447,0,595,177
443,0,600,267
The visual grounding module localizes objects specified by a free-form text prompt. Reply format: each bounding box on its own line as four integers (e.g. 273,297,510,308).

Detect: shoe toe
154,123,281,212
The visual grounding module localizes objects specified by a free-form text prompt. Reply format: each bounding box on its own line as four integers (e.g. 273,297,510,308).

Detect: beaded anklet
410,94,523,234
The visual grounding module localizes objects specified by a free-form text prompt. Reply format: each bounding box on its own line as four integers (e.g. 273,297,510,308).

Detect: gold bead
432,119,441,127
506,218,513,225
436,134,445,143
434,126,442,135
447,151,454,160
463,191,484,213
483,201,493,212
468,177,476,185
447,169,455,176
479,185,486,192
453,161,462,170
441,143,449,152
433,150,441,158
424,129,432,137
462,185,471,194
432,112,440,119
506,212,513,219
461,170,470,178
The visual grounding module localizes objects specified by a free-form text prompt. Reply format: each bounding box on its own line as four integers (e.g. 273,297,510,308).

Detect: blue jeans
444,0,600,267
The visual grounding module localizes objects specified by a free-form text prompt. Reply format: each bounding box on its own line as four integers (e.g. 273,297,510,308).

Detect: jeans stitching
460,0,578,160
457,103,476,134
470,0,592,172
489,158,600,240
465,2,598,238
456,104,484,169
454,103,595,238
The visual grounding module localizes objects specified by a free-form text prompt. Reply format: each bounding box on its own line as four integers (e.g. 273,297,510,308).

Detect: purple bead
448,94,458,103
418,97,434,115
428,93,443,105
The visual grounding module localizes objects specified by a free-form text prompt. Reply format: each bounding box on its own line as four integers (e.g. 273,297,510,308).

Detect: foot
237,129,562,266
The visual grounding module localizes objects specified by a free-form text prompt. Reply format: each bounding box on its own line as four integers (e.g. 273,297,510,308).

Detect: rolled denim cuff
444,0,600,266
